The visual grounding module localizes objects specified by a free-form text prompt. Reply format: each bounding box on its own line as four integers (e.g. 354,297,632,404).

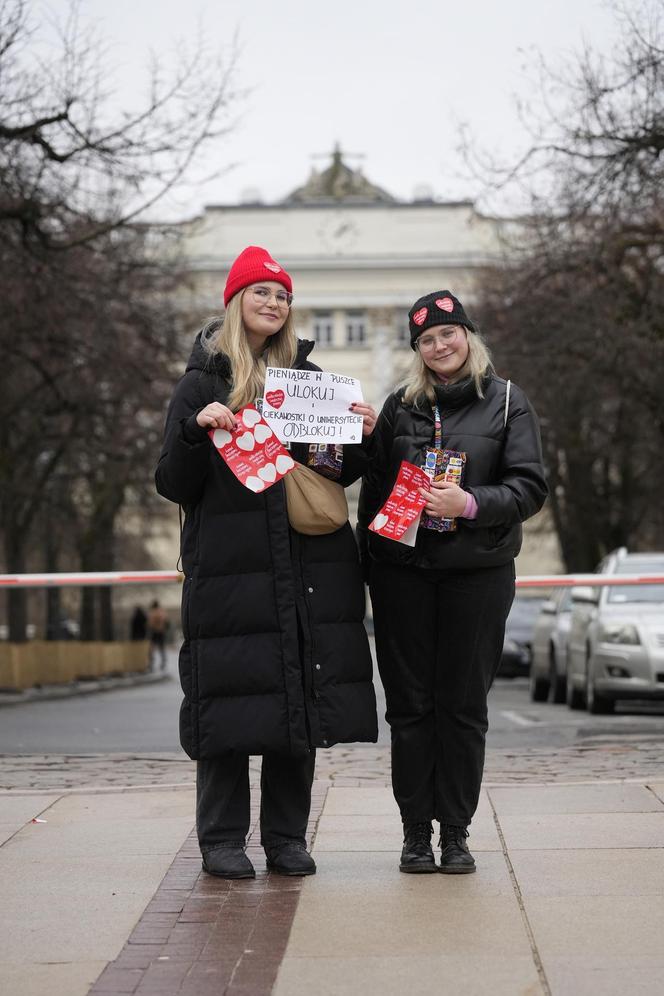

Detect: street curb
0,669,171,707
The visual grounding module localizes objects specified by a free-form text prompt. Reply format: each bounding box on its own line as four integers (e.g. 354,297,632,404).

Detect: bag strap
504,380,511,429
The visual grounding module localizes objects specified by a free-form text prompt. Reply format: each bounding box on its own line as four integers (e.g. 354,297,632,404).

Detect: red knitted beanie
223,246,293,306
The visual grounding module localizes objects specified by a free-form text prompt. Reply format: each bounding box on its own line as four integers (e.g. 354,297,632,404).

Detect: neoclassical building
175,147,506,407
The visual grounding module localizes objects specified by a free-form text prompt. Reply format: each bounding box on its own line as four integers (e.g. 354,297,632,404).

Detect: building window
345,311,366,347
312,312,334,346
396,314,410,347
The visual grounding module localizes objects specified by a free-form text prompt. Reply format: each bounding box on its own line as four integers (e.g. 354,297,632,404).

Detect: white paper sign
262,368,364,444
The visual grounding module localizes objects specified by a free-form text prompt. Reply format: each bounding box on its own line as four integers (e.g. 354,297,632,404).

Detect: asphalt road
0,647,663,754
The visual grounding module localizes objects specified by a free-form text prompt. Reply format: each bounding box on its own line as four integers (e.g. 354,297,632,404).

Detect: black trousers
370,561,515,828
196,750,316,854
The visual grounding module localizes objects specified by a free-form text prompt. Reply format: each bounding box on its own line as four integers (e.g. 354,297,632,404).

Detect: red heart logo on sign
436,297,454,313
412,307,428,326
265,389,285,409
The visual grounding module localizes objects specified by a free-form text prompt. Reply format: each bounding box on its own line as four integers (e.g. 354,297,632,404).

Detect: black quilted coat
155,332,378,760
358,375,548,572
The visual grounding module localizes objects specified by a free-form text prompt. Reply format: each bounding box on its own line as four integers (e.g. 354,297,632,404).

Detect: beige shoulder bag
284,463,349,535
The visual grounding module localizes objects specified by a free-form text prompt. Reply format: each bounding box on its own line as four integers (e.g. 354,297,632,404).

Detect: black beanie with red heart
408,290,476,349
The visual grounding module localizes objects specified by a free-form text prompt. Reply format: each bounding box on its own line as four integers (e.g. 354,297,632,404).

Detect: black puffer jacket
357,374,548,572
156,332,378,759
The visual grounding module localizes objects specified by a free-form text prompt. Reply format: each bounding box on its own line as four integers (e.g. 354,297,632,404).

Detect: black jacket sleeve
356,394,398,567
155,370,211,507
465,384,548,527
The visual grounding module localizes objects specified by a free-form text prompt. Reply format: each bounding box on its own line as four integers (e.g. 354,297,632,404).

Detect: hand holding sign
209,406,296,493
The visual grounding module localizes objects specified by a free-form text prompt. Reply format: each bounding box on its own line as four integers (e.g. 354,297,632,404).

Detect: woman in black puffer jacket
358,290,547,876
156,246,378,880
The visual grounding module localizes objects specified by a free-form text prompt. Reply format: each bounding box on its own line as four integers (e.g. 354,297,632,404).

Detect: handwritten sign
262,367,364,444
209,406,296,493
368,461,430,546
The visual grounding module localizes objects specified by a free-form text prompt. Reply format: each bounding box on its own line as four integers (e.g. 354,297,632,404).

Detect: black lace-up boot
438,824,476,874
399,822,437,873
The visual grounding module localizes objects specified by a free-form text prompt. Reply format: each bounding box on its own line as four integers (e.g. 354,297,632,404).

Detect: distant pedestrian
130,605,148,641
358,290,547,874
147,600,168,671
155,246,378,881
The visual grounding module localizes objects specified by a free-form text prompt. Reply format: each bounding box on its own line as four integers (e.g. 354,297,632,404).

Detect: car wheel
586,656,615,715
549,649,567,704
566,659,585,710
530,665,550,702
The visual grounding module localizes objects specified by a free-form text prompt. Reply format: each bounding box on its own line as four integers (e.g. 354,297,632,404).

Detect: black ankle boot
399,822,437,874
265,841,316,876
202,843,255,879
438,824,476,874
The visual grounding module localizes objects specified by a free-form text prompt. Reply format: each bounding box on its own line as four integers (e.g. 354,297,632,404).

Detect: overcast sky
47,0,622,218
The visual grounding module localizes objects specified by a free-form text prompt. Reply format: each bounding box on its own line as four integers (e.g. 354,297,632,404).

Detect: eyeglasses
417,327,462,351
249,285,293,308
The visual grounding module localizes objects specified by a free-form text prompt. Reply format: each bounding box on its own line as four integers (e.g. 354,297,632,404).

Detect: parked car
566,549,664,713
529,587,573,703
499,595,549,677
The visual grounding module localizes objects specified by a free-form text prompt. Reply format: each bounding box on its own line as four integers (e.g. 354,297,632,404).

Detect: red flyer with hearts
368,461,430,545
209,406,297,493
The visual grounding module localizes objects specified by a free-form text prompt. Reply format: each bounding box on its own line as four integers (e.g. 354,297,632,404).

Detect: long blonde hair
401,327,494,407
203,291,298,411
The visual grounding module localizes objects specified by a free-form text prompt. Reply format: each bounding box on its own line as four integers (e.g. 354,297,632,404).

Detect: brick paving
89,784,329,996
2,737,664,794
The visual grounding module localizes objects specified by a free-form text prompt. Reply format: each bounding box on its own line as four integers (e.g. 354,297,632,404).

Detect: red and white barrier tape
0,571,662,589
0,571,182,588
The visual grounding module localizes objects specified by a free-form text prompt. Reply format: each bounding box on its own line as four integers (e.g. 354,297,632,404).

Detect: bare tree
0,0,237,247
470,0,664,570
0,0,238,638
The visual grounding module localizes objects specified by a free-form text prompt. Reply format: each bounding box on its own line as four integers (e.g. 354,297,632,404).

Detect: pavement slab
0,793,59,845
510,847,664,897
274,954,543,996
489,781,664,815
496,811,664,850
0,790,194,996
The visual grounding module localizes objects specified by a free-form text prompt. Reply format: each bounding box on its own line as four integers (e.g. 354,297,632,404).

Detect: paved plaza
2,742,664,995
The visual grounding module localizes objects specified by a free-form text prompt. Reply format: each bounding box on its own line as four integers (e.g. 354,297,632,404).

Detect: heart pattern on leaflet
212,428,232,448
373,513,389,530
209,405,297,495
242,408,261,428
253,424,272,444
412,307,428,326
258,463,277,483
436,297,454,313
265,389,285,410
236,431,255,452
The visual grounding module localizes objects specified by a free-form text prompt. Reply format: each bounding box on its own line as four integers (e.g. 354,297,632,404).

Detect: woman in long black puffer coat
156,246,378,879
358,289,547,877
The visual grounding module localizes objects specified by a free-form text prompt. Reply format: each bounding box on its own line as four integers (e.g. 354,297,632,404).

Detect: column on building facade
332,309,346,349
369,307,398,407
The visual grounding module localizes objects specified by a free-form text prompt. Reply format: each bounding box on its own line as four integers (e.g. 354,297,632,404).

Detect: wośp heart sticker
209,406,297,493
265,389,285,410
435,297,454,313
368,461,430,545
412,307,428,326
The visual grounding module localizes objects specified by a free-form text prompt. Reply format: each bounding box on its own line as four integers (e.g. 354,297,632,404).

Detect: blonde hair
203,291,298,411
401,327,494,407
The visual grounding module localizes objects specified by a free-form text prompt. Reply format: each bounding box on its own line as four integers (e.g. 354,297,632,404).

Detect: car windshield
607,559,664,604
